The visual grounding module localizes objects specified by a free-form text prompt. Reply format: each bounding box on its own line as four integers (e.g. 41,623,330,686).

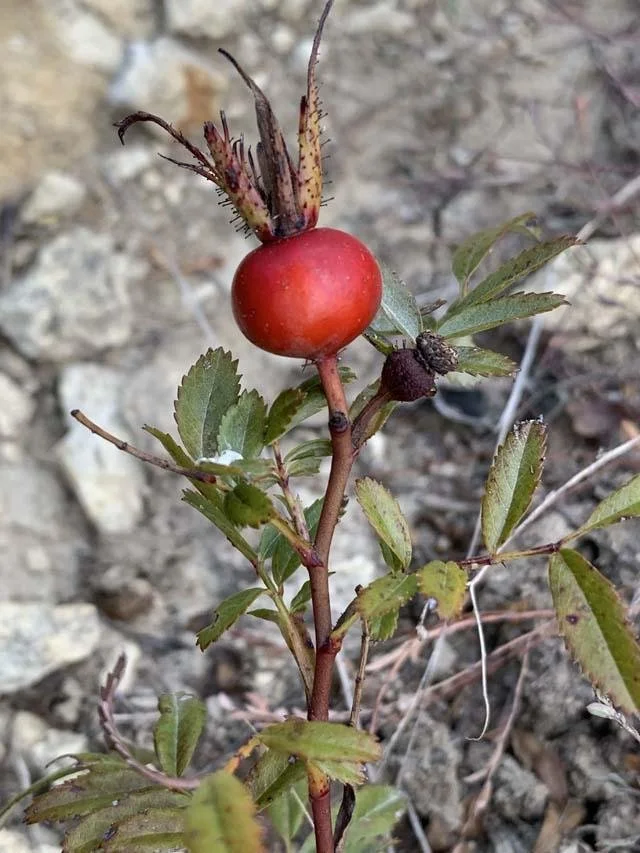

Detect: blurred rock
43,0,124,73
58,364,147,535
93,564,155,621
20,171,87,225
101,145,155,185
0,830,58,853
0,373,34,437
0,602,101,695
11,711,88,775
343,1,414,35
109,38,227,132
165,0,247,40
0,461,85,602
0,228,141,362
493,755,548,821
82,0,156,39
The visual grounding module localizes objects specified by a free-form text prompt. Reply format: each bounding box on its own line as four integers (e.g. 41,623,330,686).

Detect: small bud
415,332,459,375
380,349,437,402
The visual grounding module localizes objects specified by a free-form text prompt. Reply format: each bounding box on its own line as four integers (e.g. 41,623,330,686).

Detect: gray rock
0,461,85,602
11,711,89,774
58,364,147,535
0,830,59,853
109,38,227,130
20,171,87,225
493,755,548,821
101,145,155,185
0,374,35,437
81,0,156,38
0,602,101,695
165,0,248,40
0,228,139,362
44,0,124,73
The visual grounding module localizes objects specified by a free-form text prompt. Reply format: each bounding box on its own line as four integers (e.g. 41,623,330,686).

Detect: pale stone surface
0,229,138,362
0,374,35,437
43,0,124,73
20,171,87,225
165,0,248,40
11,711,89,774
0,602,101,694
57,364,147,535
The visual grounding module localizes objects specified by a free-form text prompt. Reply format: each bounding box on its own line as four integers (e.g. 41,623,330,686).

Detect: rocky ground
1,0,640,851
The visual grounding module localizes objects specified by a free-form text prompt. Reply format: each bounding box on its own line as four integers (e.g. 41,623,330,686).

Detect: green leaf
223,483,276,529
265,369,356,444
267,779,307,851
174,348,241,459
197,588,264,651
368,266,422,339
62,790,188,853
456,235,577,307
271,499,323,585
284,439,332,478
453,347,517,377
549,549,640,714
25,761,156,824
355,573,418,639
368,609,399,642
451,212,539,289
355,478,412,572
290,580,313,614
437,291,567,339
144,426,194,467
182,489,258,564
574,475,640,537
349,380,397,443
185,771,264,853
246,751,307,810
153,693,207,777
341,786,407,853
310,759,367,786
258,720,381,765
416,561,467,619
482,420,547,553
103,808,185,852
216,389,267,460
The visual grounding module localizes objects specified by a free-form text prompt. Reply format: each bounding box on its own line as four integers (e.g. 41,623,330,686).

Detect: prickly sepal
115,1,334,243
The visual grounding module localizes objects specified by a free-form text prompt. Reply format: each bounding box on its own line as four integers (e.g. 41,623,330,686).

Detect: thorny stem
306,355,355,853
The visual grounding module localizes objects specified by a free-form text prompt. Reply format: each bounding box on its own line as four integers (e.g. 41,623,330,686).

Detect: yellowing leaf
416,561,467,619
355,478,412,572
185,772,264,853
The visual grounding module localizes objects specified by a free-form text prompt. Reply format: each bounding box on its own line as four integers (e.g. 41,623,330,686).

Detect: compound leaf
174,348,241,459
223,483,275,529
246,751,307,810
454,347,517,377
197,588,264,651
549,549,640,714
258,720,381,766
574,474,640,537
153,693,207,777
482,420,547,553
355,478,412,572
438,292,567,340
368,266,422,339
103,808,185,852
185,771,264,853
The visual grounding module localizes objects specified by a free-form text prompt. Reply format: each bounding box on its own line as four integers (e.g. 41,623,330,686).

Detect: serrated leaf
482,420,547,553
184,771,264,853
437,291,567,339
258,720,381,765
549,549,640,714
284,439,332,478
144,426,195,467
248,607,281,625
271,498,323,585
223,483,275,528
25,764,155,824
349,380,397,443
416,561,467,619
196,588,264,651
453,347,517,377
355,478,412,572
265,369,356,444
310,759,367,786
217,389,267,460
368,609,399,642
290,580,312,614
267,779,307,850
174,348,241,459
246,751,307,810
356,573,418,627
341,786,407,853
457,235,577,307
103,807,185,852
63,790,187,853
574,474,640,536
451,212,538,288
368,266,422,339
182,489,257,564
153,693,207,777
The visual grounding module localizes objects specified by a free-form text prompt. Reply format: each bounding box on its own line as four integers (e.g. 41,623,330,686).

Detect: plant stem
306,354,355,853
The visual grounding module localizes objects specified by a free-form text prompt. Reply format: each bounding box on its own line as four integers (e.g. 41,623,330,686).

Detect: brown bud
380,348,437,402
415,331,459,375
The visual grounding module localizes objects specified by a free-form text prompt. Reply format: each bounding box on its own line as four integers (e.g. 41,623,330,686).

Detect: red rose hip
231,227,382,360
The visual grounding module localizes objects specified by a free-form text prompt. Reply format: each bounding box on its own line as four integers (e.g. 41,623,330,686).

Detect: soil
1,1,639,851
